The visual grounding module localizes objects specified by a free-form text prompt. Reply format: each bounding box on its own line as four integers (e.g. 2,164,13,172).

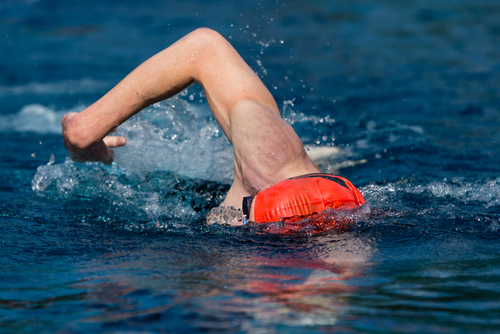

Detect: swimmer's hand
61,112,127,165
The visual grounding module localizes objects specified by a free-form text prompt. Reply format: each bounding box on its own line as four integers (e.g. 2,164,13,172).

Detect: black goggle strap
241,195,253,225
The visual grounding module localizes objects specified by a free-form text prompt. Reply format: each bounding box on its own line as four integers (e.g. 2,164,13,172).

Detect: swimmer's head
242,173,365,223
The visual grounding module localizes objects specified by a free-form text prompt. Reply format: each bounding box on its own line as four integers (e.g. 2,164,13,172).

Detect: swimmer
61,28,364,225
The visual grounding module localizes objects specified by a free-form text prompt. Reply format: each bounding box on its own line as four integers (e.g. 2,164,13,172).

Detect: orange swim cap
253,173,365,223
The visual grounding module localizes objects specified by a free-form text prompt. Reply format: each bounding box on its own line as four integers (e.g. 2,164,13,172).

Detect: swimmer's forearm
63,49,195,151
63,30,207,151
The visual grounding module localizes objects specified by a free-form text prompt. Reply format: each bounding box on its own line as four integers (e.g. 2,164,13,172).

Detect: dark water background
1,0,500,332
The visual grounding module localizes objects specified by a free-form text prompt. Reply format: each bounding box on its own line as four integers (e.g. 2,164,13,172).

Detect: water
1,0,500,332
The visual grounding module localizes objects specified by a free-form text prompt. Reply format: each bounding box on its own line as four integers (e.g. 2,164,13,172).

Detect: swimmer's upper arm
189,28,280,136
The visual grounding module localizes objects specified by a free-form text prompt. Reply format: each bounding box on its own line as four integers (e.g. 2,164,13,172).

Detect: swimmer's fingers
103,136,127,148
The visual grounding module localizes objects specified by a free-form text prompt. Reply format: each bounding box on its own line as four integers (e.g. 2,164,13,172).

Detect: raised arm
62,28,279,163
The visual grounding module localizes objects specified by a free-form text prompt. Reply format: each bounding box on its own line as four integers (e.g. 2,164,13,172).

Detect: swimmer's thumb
103,136,127,148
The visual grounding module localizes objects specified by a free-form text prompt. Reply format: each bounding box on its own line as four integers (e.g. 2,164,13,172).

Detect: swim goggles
241,195,253,225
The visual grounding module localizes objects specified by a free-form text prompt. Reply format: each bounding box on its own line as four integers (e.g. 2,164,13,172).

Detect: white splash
112,98,233,184
362,177,500,208
31,97,234,221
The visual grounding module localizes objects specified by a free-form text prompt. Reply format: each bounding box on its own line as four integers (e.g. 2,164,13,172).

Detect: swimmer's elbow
189,27,221,41
186,28,227,53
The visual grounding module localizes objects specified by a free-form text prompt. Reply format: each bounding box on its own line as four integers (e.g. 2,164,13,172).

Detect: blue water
2,0,500,332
